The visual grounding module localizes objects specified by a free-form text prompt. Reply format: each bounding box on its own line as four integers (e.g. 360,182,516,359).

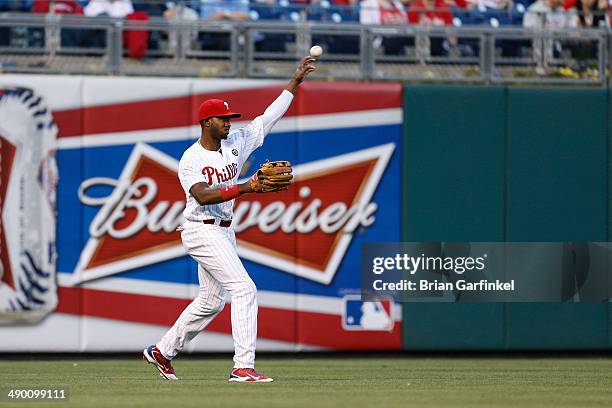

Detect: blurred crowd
0,0,610,28
0,0,608,63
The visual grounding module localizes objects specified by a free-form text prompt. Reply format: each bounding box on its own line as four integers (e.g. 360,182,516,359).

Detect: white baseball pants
157,222,258,368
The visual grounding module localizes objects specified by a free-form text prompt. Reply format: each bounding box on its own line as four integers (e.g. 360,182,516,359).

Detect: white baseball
310,45,323,58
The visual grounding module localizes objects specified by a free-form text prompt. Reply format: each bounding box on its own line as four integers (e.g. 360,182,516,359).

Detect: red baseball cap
198,99,241,121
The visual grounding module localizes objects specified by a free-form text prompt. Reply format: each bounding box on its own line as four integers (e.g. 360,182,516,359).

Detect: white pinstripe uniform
156,90,294,369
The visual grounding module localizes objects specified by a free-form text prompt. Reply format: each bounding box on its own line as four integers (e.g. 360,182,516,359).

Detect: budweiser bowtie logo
72,142,395,285
234,144,394,284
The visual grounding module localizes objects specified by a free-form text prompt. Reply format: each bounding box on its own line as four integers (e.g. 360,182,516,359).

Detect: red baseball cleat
143,345,178,380
229,368,274,383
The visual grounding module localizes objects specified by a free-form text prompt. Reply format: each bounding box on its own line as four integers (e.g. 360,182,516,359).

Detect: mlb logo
341,295,394,331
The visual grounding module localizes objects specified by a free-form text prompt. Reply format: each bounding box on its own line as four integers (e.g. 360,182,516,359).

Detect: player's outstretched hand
294,56,316,83
286,56,316,93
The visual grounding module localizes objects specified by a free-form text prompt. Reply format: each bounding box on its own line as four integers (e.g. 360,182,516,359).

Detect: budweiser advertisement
0,75,402,352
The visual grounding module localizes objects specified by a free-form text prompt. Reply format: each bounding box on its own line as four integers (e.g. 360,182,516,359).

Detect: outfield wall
402,85,611,350
0,77,611,352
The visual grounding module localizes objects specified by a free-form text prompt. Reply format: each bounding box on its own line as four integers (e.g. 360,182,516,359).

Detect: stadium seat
277,0,307,22
249,0,282,20
307,1,359,23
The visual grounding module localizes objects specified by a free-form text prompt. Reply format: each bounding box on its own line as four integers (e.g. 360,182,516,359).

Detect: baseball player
144,56,316,382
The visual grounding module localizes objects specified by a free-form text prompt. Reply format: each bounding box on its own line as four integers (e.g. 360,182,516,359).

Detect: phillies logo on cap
198,99,241,121
72,143,394,285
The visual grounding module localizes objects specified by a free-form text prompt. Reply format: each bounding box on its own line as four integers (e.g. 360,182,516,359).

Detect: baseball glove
250,161,293,193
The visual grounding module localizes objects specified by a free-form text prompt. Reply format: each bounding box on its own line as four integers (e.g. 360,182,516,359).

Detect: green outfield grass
0,357,610,408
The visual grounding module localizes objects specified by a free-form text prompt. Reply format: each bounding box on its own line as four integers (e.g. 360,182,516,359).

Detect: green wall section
403,86,506,350
506,88,608,242
608,91,612,350
505,88,609,350
505,303,608,349
403,86,506,242
402,85,611,350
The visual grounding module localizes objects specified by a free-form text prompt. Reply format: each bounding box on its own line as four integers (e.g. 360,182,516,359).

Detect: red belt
202,219,232,227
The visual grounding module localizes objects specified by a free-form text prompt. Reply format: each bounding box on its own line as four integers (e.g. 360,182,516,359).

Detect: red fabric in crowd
563,0,576,9
32,0,83,14
124,11,149,60
380,1,406,24
408,0,453,25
